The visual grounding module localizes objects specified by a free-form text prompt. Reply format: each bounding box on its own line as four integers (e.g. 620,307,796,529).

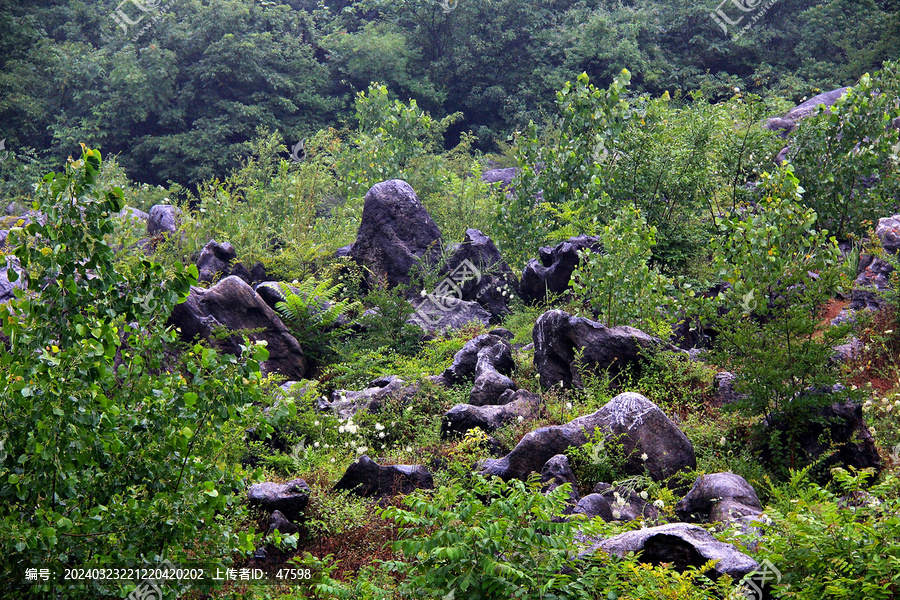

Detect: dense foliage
3,1,900,595
0,148,269,597
1,0,898,187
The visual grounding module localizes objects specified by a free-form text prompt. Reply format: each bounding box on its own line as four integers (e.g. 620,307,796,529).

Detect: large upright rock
168,276,307,379
520,235,602,304
349,180,442,289
439,229,519,321
196,239,237,283
533,310,666,389
480,392,695,484
437,333,515,386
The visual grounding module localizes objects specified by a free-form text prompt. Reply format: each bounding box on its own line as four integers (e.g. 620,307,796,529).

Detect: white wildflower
314,420,320,427
719,436,727,446
379,432,385,438
357,446,368,454
517,415,524,423
653,499,664,509
565,402,572,410
375,423,385,431
313,442,320,448
338,425,345,434
640,491,648,500
886,404,894,413
641,453,648,461
612,510,621,519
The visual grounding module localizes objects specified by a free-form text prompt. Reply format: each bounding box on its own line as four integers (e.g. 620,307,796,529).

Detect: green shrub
275,277,361,364
571,202,674,336
789,61,900,240
500,70,632,265
0,147,267,598
381,475,738,600
697,166,849,441
750,468,900,599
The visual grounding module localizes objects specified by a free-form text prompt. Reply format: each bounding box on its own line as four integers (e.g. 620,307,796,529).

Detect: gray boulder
438,334,515,386
1,256,25,303
147,204,181,236
267,510,299,535
481,167,517,192
575,483,659,522
441,390,541,439
167,276,308,380
713,372,745,405
541,454,580,508
675,473,762,525
533,310,668,389
766,400,881,480
584,522,759,581
438,229,519,321
117,206,149,223
520,235,602,304
324,376,417,419
765,87,850,136
409,297,491,334
247,479,311,522
196,239,237,284
349,180,442,289
333,455,433,498
480,392,695,484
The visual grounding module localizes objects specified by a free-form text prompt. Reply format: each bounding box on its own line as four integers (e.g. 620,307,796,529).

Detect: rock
832,338,861,363
713,372,745,405
533,310,668,389
118,206,149,223
324,376,417,419
766,401,881,479
438,229,519,321
438,334,515,386
469,343,518,405
843,215,900,313
167,276,308,380
481,167,517,191
540,454,580,505
247,479,311,522
441,390,542,439
675,473,762,525
267,510,299,535
584,523,759,581
333,455,433,498
480,392,695,484
349,180,442,289
1,256,25,303
409,297,492,334
255,281,300,311
147,204,181,236
520,235,602,304
469,370,517,406
765,87,850,136
575,484,659,522
196,239,237,284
